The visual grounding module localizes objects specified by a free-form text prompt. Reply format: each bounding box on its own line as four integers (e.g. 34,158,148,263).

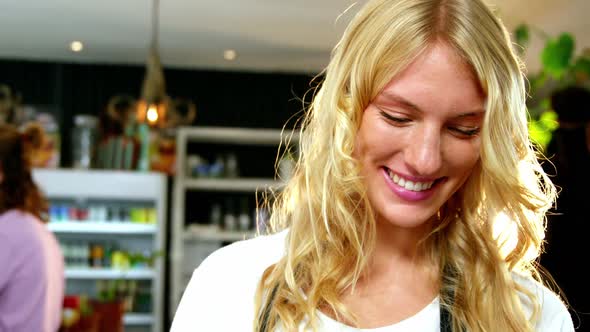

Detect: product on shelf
223,198,237,231
59,240,156,270
224,153,239,177
48,202,157,224
186,152,242,178
66,286,125,332
238,197,251,231
196,197,258,232
71,115,98,169
209,204,222,228
89,243,104,268
60,241,90,267
60,295,98,332
97,280,151,314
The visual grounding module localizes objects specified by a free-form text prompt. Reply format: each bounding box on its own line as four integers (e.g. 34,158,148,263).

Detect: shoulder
171,230,289,332
199,229,288,277
0,210,42,248
0,209,62,293
0,209,59,254
513,274,574,331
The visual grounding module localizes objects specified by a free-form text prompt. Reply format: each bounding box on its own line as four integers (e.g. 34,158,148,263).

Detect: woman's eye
379,110,411,124
449,126,480,137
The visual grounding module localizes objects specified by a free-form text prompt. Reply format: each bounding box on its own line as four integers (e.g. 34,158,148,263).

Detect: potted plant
60,295,100,332
514,24,590,150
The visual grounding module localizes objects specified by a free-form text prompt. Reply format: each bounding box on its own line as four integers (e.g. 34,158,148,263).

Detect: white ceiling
0,0,588,74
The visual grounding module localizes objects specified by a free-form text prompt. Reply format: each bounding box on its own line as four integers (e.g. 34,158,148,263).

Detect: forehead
376,42,485,114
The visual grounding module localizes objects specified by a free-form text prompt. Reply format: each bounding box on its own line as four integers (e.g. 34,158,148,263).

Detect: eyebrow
377,91,486,118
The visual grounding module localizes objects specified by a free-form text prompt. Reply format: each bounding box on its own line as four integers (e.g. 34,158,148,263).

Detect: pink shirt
0,210,64,332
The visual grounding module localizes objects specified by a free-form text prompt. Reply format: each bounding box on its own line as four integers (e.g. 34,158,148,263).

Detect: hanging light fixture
137,0,168,128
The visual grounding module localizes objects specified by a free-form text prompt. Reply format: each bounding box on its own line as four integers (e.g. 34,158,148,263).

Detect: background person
0,123,64,332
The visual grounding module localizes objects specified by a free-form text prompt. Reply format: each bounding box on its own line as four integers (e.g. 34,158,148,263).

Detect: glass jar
71,115,98,169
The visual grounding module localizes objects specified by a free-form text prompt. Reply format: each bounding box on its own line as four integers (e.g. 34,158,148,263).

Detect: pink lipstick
381,167,440,202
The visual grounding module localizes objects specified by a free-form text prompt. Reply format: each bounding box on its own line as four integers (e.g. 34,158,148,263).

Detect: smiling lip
382,167,442,202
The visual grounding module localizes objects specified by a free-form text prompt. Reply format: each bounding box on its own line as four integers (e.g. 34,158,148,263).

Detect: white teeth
404,181,414,190
388,170,435,192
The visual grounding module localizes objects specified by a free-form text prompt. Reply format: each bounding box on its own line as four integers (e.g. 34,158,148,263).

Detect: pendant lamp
137,0,168,127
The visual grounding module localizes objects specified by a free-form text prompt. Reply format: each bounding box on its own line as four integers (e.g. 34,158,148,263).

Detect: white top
171,230,574,332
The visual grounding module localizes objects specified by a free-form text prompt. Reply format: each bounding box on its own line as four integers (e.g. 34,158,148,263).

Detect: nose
404,125,443,176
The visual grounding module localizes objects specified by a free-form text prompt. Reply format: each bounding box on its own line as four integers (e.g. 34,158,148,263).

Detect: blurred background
0,0,588,331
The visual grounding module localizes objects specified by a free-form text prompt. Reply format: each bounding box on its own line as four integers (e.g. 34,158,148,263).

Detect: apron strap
440,301,453,332
258,284,279,332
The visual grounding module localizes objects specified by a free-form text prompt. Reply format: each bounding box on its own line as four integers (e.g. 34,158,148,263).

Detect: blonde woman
171,0,574,331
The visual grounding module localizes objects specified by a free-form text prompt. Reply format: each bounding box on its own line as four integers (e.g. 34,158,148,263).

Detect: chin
376,207,438,230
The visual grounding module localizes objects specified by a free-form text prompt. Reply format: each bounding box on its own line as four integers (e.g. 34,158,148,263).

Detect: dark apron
258,285,454,332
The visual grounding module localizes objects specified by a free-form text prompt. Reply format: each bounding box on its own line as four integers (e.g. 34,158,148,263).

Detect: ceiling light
224,49,237,61
70,41,84,52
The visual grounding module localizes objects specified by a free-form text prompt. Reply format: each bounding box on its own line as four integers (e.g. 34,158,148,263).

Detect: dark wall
0,59,315,166
1,58,318,329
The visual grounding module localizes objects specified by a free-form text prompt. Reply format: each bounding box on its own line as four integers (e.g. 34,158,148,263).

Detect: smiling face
355,42,485,230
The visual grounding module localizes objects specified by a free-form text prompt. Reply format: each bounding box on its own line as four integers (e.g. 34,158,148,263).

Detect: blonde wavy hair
254,0,557,331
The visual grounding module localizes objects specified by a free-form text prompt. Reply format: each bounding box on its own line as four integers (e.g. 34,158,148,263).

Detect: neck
375,216,433,260
343,217,439,306
363,217,438,286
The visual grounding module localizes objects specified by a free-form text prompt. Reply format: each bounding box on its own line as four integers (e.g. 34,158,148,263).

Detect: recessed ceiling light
224,49,237,61
70,41,84,52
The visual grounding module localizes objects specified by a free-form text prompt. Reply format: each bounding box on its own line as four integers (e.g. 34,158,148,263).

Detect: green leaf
541,33,575,79
539,110,559,131
573,56,590,80
528,110,558,151
529,72,547,92
528,121,551,151
540,98,551,111
515,24,530,49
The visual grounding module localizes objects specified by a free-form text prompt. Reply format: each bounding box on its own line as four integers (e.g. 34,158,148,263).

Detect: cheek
353,115,373,161
355,127,385,166
446,141,481,176
353,132,363,160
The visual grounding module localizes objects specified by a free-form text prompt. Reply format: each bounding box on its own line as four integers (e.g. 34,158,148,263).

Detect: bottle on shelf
238,197,251,231
89,243,104,268
225,153,239,178
186,154,205,178
103,242,114,267
223,198,237,231
210,203,222,229
209,155,225,178
71,114,98,169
